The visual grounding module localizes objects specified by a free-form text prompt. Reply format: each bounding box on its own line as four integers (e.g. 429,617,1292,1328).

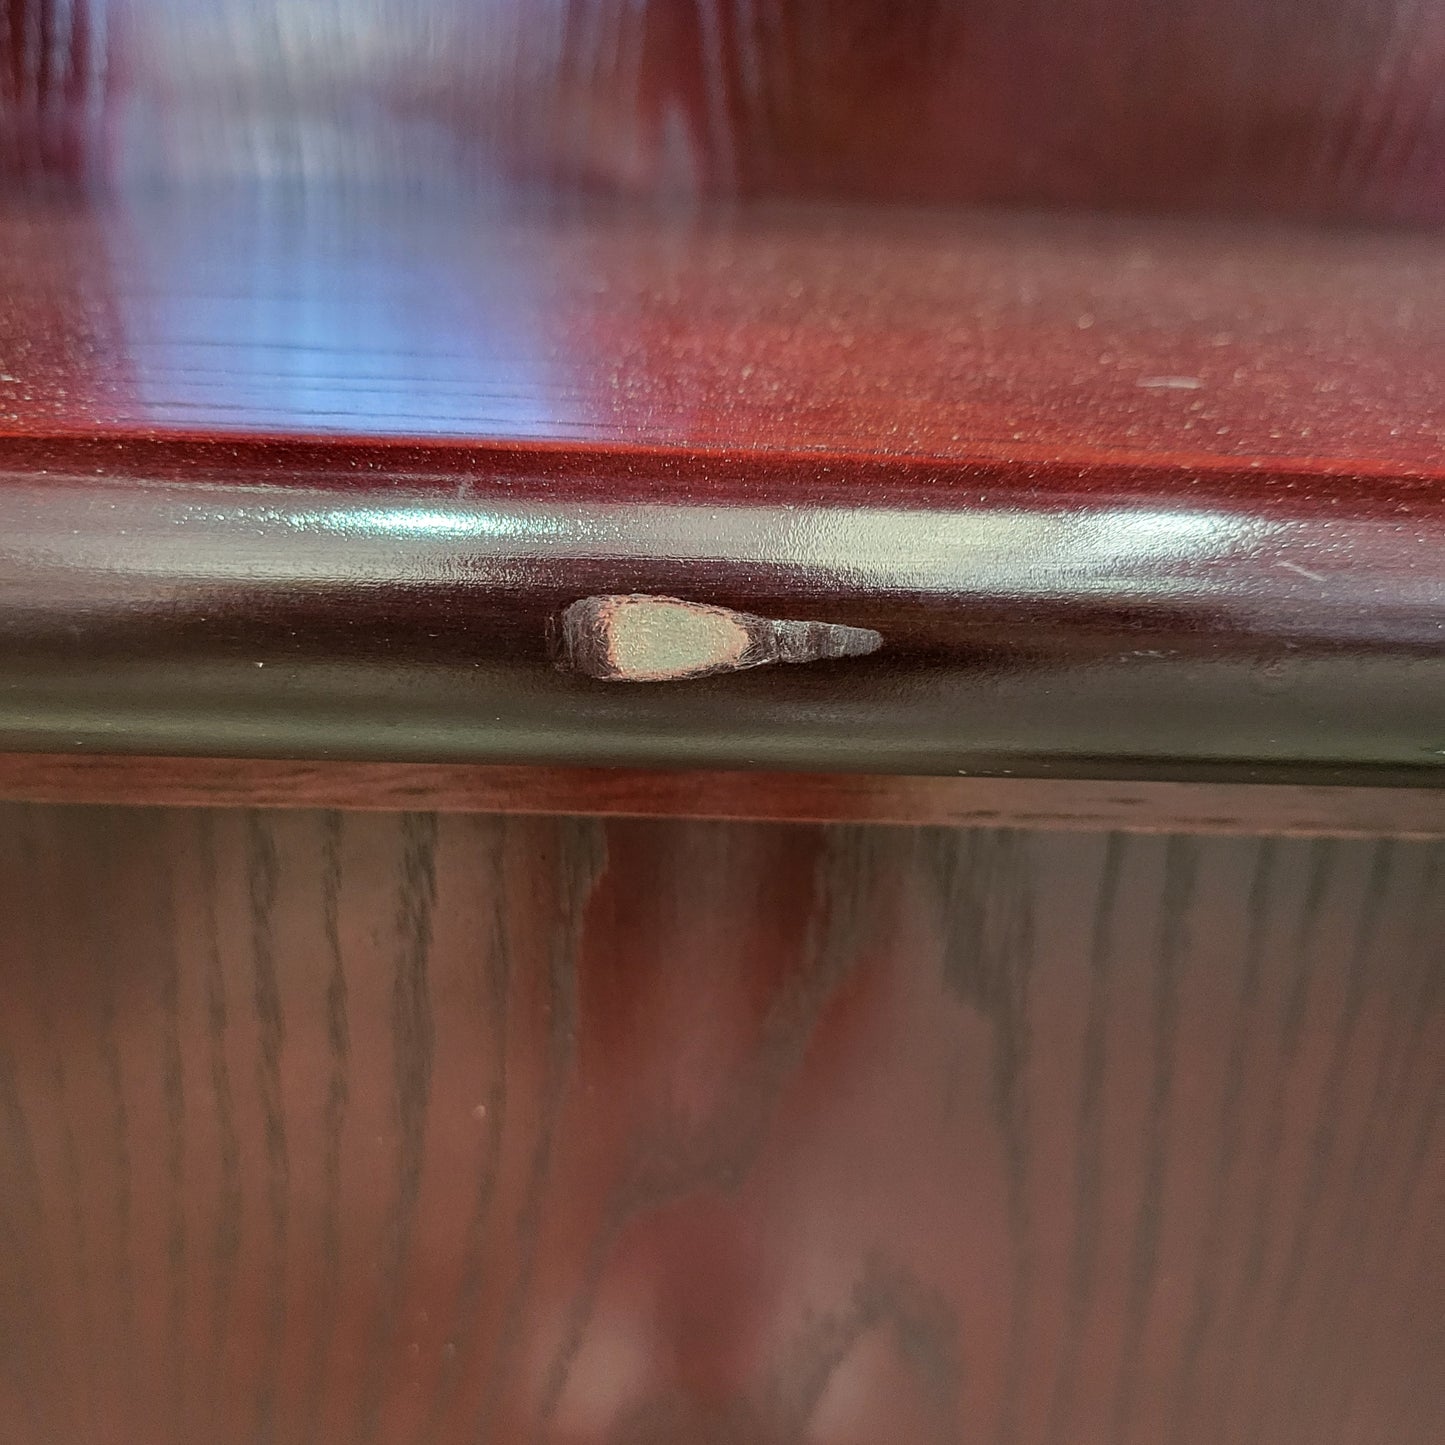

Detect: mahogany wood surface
7,0,1445,223
3,190,1441,465
1,753,1444,837
1,9,1443,1445
0,195,1441,780
0,804,1442,1444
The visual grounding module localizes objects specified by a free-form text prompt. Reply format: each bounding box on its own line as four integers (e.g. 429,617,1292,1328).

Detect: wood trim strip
0,753,1440,835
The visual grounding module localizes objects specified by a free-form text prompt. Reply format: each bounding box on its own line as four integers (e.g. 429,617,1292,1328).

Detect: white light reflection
108,187,572,439
267,499,1264,590
281,506,566,541
756,504,1274,598
129,497,1285,602
15,470,1299,606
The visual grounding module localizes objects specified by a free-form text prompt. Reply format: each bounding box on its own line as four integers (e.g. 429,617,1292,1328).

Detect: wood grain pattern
7,0,1445,222
0,804,1442,1442
0,0,105,176
0,753,1443,837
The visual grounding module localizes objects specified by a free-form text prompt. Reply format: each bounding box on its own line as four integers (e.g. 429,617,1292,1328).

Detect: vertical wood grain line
1043,831,1128,1445
553,0,585,182
245,813,288,1445
567,0,614,180
618,0,649,164
1395,71,1445,192
732,0,767,136
929,829,1036,1445
1283,843,1445,1442
1317,843,1445,1439
20,0,41,107
196,813,243,1430
1331,0,1430,200
357,812,439,1444
91,817,137,1415
696,0,738,181
417,817,512,1445
1273,839,1396,1300
15,807,94,1440
300,812,350,1445
987,832,1036,1445
1166,835,1278,1445
156,819,187,1445
475,819,608,1445
1240,839,1399,1445
1110,834,1201,1444
1205,836,1338,1444
46,0,74,98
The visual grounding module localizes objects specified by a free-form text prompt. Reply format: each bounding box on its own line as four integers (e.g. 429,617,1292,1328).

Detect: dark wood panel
6,0,1445,222
0,804,1442,1442
0,753,1443,837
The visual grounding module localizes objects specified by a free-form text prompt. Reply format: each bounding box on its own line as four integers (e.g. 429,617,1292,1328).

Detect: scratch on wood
554,594,882,682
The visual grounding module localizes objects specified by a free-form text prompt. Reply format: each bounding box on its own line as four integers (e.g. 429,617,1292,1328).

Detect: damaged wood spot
555,595,883,682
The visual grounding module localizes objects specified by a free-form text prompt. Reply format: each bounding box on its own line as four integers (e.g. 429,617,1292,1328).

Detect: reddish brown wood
2,12,1442,1445
0,196,1440,781
0,0,104,177
1,192,1440,469
2,435,1442,780
0,804,1442,1443
7,0,1445,222
0,753,1442,837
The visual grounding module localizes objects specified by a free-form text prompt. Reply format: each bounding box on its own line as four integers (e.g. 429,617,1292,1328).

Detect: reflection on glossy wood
0,190,1442,779
0,0,105,175
5,433,1445,779
1,805,1442,1442
3,192,1441,468
7,0,1445,222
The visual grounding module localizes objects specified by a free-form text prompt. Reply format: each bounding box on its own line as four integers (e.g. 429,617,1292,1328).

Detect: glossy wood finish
7,0,1445,222
4,191,1442,465
0,804,1442,1443
2,14,1441,1445
4,436,1443,779
2,753,1444,837
0,194,1442,779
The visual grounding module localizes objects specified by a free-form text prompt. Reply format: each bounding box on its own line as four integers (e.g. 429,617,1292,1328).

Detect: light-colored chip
605,597,749,681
